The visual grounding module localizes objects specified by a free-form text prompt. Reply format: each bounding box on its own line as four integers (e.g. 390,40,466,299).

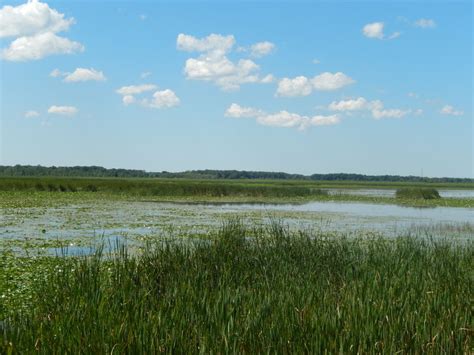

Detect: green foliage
396,187,441,200
1,164,472,183
0,177,329,198
2,222,472,353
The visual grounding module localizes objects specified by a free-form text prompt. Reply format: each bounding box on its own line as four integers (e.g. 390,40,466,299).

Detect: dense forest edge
1,165,472,183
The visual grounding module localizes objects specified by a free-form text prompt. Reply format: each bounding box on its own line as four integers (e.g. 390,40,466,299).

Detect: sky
0,0,472,177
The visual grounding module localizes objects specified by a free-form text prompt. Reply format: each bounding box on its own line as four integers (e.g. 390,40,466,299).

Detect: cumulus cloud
63,68,106,82
0,0,84,61
116,84,157,96
51,67,106,82
122,95,135,105
0,0,74,38
362,22,399,40
276,76,312,97
50,68,62,77
2,32,84,61
116,84,179,109
363,22,385,39
250,41,275,57
312,72,355,91
177,33,235,54
177,33,274,90
225,103,340,130
142,89,180,108
328,97,368,111
440,105,463,116
372,108,410,120
48,105,78,116
328,97,411,119
24,110,39,118
414,18,436,28
225,103,264,118
276,72,354,97
260,74,275,83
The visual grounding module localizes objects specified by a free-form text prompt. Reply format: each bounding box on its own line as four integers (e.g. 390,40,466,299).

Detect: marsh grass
0,177,325,198
2,221,472,353
396,187,441,200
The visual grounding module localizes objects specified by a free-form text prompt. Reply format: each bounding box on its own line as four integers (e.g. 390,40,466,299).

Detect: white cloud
312,59,321,64
225,103,340,130
47,105,78,116
63,68,106,82
257,111,306,128
141,71,152,78
362,22,399,40
276,72,355,97
0,0,74,38
139,14,147,21
225,103,264,118
440,105,463,116
312,72,355,91
24,110,39,118
177,33,235,54
50,68,62,77
372,108,410,120
250,41,275,57
177,33,274,90
328,97,368,111
414,18,436,29
328,97,410,119
117,84,179,109
116,84,157,96
363,22,385,39
0,0,83,61
310,115,341,126
387,31,401,39
408,92,419,98
2,32,84,61
122,95,135,105
260,74,275,83
143,89,180,108
276,76,312,97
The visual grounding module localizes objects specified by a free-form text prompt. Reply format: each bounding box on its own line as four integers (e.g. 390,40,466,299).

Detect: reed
2,221,472,353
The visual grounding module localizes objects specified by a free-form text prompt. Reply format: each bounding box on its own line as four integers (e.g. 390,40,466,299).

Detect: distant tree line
0,165,472,183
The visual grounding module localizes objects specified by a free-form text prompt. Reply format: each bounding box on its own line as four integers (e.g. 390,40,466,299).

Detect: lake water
1,199,472,255
324,188,474,199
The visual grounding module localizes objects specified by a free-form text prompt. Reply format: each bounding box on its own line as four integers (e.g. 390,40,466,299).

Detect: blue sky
0,0,472,177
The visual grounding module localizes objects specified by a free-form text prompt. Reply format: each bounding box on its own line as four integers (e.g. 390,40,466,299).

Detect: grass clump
2,222,472,353
396,187,441,200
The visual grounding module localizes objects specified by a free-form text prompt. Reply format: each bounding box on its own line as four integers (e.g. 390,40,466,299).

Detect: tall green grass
0,177,329,198
396,187,441,200
2,222,472,353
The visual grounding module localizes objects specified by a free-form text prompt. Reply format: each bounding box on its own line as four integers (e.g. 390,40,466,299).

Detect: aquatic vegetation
1,221,472,353
0,178,472,208
395,187,441,200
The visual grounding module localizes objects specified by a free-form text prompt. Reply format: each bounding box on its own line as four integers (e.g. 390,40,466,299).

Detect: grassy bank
2,222,472,353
